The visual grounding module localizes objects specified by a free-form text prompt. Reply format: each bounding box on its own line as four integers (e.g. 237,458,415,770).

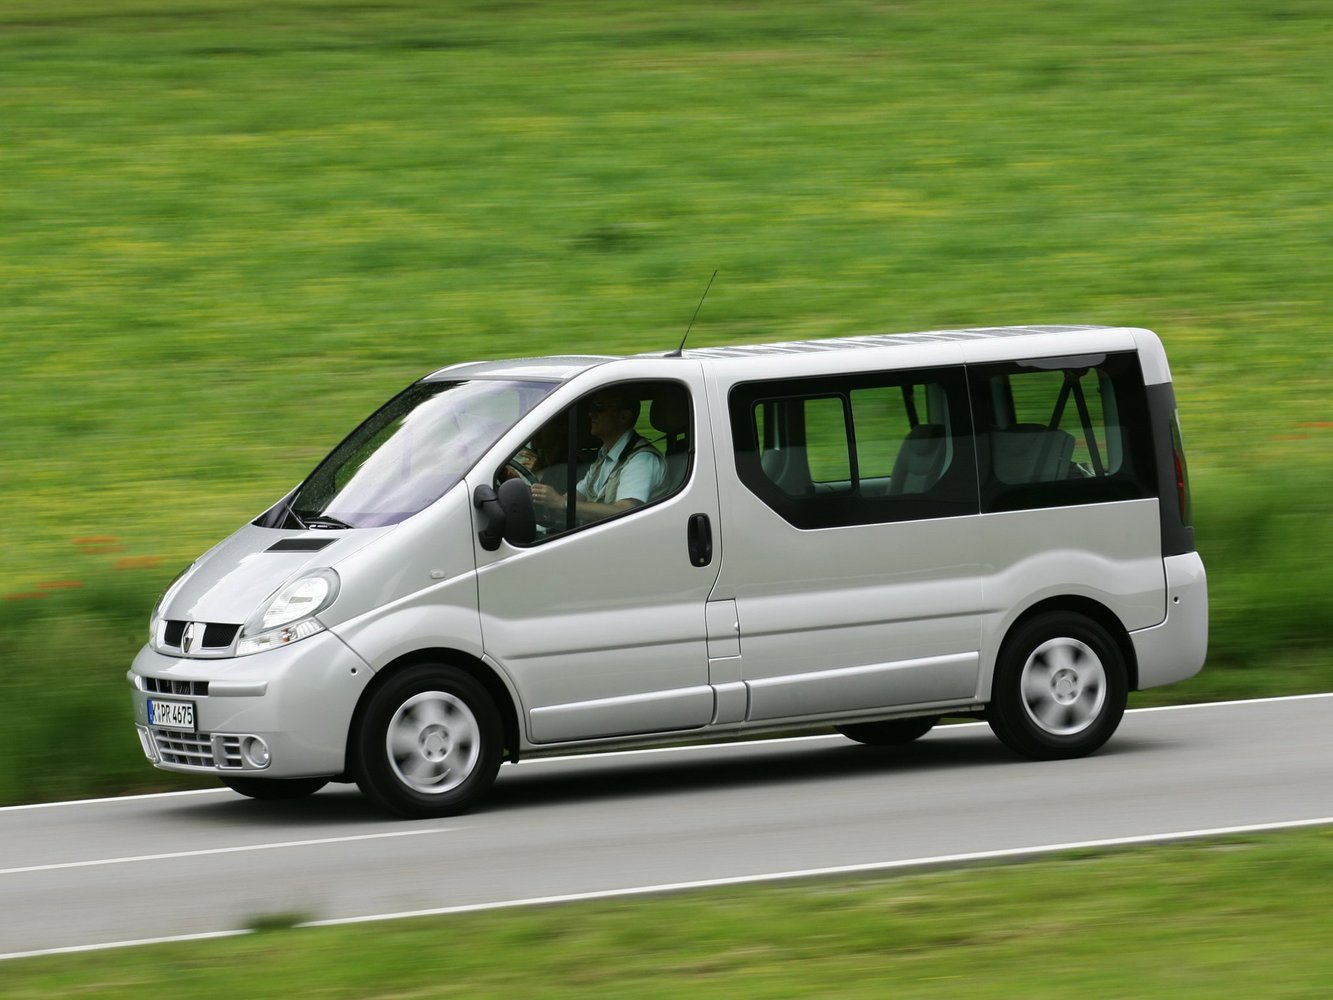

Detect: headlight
237,568,340,656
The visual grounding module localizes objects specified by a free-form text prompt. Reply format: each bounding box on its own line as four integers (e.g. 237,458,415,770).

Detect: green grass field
2,2,1331,992
2,0,1331,797
3,828,1331,996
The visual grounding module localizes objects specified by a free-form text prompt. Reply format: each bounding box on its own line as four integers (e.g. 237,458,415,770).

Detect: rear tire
837,716,939,746
354,664,503,819
220,776,329,800
986,612,1127,760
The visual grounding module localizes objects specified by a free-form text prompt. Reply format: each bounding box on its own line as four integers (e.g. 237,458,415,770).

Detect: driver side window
497,380,692,542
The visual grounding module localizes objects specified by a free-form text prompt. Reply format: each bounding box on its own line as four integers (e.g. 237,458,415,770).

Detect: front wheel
354,664,503,819
986,612,1127,760
220,775,329,800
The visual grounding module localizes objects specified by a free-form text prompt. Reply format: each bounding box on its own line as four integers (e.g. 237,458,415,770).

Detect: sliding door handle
687,513,713,567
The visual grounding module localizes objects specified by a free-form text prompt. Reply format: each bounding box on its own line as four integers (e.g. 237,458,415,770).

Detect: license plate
148,698,195,731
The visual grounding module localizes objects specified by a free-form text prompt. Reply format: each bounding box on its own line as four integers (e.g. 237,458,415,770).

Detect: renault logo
181,622,197,653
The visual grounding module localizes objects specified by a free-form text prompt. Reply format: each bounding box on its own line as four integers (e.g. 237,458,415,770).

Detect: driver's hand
531,483,562,508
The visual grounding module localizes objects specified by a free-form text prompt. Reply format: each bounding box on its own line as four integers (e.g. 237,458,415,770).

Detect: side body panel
711,499,985,720
331,487,486,666
704,352,987,724
973,500,1166,698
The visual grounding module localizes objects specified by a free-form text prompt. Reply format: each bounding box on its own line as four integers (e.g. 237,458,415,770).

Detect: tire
986,611,1127,760
354,664,503,819
837,716,939,746
220,775,329,800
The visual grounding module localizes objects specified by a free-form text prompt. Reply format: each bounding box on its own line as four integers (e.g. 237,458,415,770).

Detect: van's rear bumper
1130,552,1208,689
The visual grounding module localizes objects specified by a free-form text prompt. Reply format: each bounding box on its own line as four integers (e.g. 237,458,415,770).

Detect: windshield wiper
302,515,354,530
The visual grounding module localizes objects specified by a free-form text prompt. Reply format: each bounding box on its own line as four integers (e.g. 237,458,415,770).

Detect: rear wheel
354,664,503,819
986,611,1127,760
220,776,329,800
837,716,939,746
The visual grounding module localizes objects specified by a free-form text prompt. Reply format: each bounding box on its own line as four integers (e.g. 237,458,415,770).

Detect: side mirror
473,478,537,551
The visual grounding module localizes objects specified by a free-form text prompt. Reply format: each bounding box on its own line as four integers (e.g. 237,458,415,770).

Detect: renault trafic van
130,325,1207,817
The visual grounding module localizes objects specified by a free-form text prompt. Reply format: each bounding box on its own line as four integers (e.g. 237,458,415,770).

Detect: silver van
130,325,1207,817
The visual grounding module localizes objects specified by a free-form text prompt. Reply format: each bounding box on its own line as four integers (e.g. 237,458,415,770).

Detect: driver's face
589,395,628,440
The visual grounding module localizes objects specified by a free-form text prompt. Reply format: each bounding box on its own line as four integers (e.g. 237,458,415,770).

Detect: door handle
687,513,713,567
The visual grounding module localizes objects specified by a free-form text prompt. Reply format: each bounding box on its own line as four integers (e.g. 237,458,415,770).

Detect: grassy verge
3,827,1331,996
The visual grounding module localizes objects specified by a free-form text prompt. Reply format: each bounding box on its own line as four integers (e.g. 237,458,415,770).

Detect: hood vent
266,537,337,552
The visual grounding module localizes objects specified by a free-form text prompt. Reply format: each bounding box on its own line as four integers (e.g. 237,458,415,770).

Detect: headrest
650,392,689,435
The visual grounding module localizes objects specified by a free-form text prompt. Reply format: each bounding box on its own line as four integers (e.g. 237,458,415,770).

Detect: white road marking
2,814,1329,963
0,930,249,963
0,826,455,877
0,786,230,813
1127,690,1333,713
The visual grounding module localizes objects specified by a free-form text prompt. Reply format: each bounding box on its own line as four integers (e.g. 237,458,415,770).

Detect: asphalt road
3,694,1331,959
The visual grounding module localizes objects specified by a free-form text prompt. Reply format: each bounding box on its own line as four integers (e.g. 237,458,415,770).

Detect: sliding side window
730,367,977,529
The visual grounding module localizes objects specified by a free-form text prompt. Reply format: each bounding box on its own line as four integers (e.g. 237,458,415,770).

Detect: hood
165,524,390,624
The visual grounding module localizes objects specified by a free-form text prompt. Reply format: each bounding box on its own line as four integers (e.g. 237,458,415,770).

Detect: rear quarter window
971,352,1156,513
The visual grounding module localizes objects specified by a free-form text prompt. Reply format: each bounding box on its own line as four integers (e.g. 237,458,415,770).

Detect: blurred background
1,0,1330,805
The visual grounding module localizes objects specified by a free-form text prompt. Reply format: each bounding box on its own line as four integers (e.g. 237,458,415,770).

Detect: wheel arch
998,596,1139,692
345,648,523,776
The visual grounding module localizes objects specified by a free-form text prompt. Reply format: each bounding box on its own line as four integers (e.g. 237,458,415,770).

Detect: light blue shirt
577,430,665,505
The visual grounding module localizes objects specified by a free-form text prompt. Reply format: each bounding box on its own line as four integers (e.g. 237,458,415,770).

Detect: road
3,694,1331,959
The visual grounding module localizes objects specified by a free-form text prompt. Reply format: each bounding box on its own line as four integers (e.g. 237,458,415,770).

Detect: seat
649,389,690,496
989,424,1076,484
888,424,948,495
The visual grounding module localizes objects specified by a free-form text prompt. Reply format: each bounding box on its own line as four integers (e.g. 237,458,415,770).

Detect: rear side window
971,352,1156,512
730,368,977,529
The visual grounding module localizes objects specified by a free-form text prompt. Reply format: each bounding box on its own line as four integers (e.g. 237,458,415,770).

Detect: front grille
216,735,243,768
151,729,242,769
203,623,240,646
144,677,209,697
161,621,240,653
152,728,216,767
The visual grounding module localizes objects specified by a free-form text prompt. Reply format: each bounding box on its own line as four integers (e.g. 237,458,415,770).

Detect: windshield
284,379,557,528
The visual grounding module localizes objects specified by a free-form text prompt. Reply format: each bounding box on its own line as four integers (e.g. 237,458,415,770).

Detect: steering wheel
504,458,538,486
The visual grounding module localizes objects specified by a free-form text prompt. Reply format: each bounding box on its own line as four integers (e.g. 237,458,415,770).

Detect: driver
530,387,664,526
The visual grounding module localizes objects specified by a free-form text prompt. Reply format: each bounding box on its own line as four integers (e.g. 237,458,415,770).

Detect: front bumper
129,629,373,779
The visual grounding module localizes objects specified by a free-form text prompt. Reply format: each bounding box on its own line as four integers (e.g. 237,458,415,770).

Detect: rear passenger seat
989,425,1076,483
887,423,949,495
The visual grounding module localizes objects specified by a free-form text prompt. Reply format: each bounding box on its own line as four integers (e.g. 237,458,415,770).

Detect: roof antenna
668,269,717,357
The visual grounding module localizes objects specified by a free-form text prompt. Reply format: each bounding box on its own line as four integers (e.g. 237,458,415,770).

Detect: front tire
220,776,329,800
354,664,503,819
986,612,1127,760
